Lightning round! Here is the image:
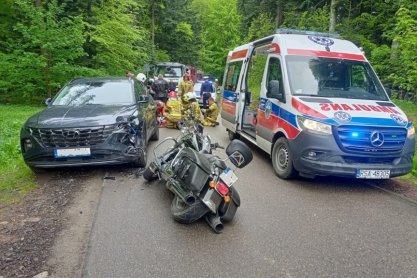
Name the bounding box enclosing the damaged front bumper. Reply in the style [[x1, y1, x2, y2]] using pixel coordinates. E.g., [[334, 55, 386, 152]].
[[20, 125, 145, 168]]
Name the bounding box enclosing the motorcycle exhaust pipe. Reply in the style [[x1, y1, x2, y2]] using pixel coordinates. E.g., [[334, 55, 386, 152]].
[[184, 194, 195, 205], [205, 215, 224, 234]]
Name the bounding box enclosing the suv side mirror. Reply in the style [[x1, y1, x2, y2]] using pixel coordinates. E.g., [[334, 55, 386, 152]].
[[226, 139, 253, 169], [45, 98, 52, 106], [138, 95, 149, 103], [267, 80, 285, 102]]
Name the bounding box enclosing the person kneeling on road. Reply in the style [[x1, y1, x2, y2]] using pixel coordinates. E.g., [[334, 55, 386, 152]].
[[202, 97, 219, 127], [183, 92, 201, 123]]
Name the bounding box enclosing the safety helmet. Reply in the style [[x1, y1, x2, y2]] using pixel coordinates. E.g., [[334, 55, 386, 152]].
[[168, 91, 177, 99], [136, 73, 146, 83], [186, 91, 196, 100]]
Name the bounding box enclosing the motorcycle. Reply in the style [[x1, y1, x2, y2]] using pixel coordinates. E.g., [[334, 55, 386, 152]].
[[143, 125, 253, 233]]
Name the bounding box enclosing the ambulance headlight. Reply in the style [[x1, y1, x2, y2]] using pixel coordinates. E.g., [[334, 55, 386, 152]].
[[297, 116, 332, 135], [407, 125, 415, 138]]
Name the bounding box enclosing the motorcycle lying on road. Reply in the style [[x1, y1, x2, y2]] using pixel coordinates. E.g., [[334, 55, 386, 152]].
[[143, 122, 253, 233]]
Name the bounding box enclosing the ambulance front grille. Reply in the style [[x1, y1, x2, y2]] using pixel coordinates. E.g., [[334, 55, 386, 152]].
[[334, 125, 407, 155]]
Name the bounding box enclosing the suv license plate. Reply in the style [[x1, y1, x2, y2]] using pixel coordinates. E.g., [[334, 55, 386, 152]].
[[54, 148, 91, 158], [356, 169, 390, 179]]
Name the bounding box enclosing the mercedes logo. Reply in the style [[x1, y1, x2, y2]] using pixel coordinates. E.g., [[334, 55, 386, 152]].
[[370, 131, 384, 147]]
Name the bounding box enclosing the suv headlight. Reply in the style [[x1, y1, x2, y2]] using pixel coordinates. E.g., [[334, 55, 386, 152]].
[[297, 116, 332, 135], [407, 125, 415, 138]]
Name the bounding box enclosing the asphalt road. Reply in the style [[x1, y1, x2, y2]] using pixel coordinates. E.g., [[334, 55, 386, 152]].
[[82, 127, 417, 278]]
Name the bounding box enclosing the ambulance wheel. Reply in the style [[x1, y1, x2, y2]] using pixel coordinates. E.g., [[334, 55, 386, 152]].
[[228, 130, 239, 141], [272, 137, 297, 179]]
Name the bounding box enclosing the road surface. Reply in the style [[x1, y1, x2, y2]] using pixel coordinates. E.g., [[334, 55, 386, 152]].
[[82, 127, 417, 277]]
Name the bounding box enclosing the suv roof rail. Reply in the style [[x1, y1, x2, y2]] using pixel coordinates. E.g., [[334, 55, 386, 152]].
[[275, 28, 340, 38]]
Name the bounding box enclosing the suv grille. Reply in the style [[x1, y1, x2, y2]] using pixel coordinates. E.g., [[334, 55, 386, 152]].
[[30, 125, 117, 147], [334, 125, 407, 155]]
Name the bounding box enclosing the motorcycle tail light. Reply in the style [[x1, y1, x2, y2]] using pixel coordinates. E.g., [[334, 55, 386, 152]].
[[215, 181, 229, 197]]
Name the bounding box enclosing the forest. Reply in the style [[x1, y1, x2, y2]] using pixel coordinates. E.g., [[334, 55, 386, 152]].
[[0, 0, 416, 104]]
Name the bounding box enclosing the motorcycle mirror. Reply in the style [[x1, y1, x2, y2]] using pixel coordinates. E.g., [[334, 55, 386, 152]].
[[226, 140, 253, 169]]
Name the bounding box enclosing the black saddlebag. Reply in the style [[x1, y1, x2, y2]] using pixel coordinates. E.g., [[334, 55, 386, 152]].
[[172, 147, 211, 193]]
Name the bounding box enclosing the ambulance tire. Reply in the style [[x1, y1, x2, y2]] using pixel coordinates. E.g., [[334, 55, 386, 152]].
[[228, 129, 240, 141], [272, 137, 297, 179]]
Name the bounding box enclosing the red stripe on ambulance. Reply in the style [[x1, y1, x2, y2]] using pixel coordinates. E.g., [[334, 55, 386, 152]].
[[292, 98, 328, 119], [287, 49, 366, 61], [258, 110, 300, 139], [230, 49, 248, 60]]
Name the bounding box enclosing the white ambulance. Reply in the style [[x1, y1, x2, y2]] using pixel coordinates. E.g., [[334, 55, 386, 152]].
[[221, 29, 415, 179]]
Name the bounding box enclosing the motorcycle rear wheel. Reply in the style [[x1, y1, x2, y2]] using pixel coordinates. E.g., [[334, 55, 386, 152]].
[[171, 196, 209, 224]]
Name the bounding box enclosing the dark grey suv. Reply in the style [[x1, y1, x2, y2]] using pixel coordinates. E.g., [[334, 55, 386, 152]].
[[20, 77, 158, 170]]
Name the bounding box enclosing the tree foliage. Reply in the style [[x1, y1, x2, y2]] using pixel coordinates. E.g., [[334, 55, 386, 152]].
[[1, 0, 417, 103]]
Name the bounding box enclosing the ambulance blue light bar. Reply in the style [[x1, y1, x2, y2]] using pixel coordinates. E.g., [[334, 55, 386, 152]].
[[275, 29, 340, 38]]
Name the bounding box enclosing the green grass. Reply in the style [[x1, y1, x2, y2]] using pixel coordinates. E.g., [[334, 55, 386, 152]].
[[393, 99, 417, 180], [0, 104, 43, 205]]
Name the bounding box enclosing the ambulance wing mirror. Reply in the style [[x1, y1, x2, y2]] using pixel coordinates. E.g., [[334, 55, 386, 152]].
[[267, 80, 285, 103]]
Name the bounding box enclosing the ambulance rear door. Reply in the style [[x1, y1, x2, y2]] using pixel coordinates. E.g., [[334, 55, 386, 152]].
[[221, 48, 250, 133]]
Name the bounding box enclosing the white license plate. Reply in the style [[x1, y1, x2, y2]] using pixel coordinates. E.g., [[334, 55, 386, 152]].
[[219, 167, 238, 186], [356, 169, 390, 179], [54, 148, 91, 158]]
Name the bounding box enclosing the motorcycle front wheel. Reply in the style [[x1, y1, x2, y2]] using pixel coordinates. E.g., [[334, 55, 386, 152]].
[[143, 166, 158, 181], [170, 196, 209, 224]]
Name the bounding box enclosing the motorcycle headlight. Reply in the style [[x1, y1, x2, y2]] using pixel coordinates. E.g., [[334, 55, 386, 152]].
[[297, 116, 332, 135], [407, 125, 415, 138]]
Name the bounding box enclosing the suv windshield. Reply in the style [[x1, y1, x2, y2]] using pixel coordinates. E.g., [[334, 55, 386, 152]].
[[286, 56, 388, 101], [157, 66, 182, 77], [52, 81, 134, 106]]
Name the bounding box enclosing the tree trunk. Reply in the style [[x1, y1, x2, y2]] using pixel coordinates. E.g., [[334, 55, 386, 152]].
[[151, 1, 155, 62], [275, 0, 283, 29], [329, 0, 338, 32]]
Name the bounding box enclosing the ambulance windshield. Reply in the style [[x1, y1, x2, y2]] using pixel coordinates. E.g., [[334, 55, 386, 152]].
[[286, 56, 388, 101]]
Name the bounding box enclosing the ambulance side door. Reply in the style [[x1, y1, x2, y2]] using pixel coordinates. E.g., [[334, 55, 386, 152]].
[[256, 55, 286, 150], [221, 60, 245, 132]]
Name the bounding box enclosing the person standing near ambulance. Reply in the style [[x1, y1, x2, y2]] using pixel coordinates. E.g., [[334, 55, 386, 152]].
[[201, 77, 214, 108], [177, 73, 193, 99]]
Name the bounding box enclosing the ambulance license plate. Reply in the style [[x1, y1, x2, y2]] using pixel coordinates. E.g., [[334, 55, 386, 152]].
[[54, 148, 91, 158], [356, 169, 390, 179]]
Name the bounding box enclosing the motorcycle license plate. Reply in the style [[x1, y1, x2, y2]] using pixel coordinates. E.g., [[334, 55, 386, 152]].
[[356, 169, 390, 179], [219, 167, 238, 187]]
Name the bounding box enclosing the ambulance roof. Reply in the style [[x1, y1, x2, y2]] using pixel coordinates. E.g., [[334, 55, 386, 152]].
[[229, 30, 366, 62]]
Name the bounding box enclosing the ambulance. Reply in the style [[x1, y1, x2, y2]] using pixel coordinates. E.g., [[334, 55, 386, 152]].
[[221, 29, 415, 179]]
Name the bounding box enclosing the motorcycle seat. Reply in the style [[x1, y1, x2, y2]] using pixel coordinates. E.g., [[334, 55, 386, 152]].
[[203, 154, 227, 170]]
